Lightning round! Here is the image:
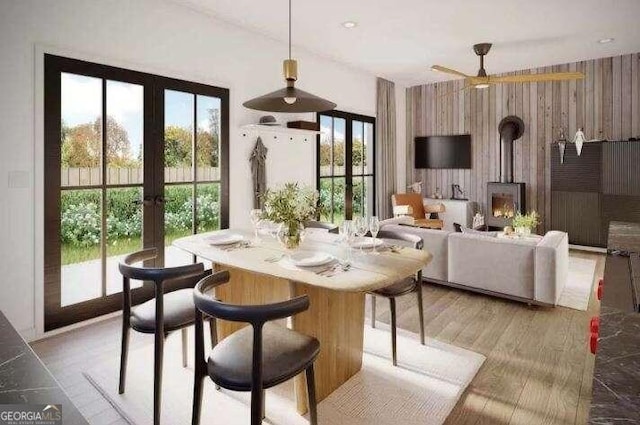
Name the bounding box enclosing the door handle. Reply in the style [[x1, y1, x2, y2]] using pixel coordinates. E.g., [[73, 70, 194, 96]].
[[133, 196, 154, 207], [154, 195, 168, 206]]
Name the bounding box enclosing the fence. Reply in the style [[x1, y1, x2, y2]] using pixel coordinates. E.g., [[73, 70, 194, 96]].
[[61, 167, 221, 186]]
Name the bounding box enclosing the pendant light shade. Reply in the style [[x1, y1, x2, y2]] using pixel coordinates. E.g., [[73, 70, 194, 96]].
[[243, 77, 337, 112], [243, 0, 336, 113]]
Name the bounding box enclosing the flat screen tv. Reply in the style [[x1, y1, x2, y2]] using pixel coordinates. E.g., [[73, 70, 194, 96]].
[[415, 135, 472, 169]]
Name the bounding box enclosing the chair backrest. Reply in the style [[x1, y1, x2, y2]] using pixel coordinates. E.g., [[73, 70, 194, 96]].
[[424, 203, 446, 214], [193, 272, 310, 327], [304, 220, 339, 234], [119, 248, 206, 284], [391, 193, 425, 219]]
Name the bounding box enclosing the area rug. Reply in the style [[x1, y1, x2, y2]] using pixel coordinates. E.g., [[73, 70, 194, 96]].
[[557, 257, 597, 311], [84, 325, 485, 425]]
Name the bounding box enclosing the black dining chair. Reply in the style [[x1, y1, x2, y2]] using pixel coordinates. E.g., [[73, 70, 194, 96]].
[[118, 248, 216, 425], [304, 220, 339, 234], [368, 230, 425, 366], [192, 271, 320, 425]]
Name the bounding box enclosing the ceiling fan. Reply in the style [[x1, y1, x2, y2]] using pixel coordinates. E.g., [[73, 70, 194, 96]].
[[431, 43, 585, 92]]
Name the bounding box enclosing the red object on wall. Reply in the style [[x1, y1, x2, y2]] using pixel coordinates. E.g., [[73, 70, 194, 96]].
[[590, 332, 599, 354], [590, 316, 600, 333]]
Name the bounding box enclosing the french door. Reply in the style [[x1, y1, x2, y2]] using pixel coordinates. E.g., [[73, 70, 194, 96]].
[[44, 55, 229, 331], [316, 110, 376, 223]]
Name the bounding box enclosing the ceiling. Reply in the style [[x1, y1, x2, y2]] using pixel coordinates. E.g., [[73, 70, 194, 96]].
[[174, 0, 640, 87]]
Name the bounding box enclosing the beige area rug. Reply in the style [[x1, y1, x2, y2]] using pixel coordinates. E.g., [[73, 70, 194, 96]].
[[85, 325, 485, 425], [557, 257, 597, 311]]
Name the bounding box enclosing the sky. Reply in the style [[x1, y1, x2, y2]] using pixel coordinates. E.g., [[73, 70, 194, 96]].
[[61, 73, 221, 161]]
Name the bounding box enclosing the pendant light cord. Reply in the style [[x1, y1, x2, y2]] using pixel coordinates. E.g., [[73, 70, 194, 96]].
[[288, 0, 292, 59]]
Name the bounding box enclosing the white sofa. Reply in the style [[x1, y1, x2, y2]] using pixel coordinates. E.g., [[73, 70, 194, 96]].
[[381, 223, 569, 306]]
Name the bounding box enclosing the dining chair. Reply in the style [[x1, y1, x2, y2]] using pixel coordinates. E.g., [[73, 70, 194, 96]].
[[192, 271, 320, 425], [368, 230, 425, 366], [118, 248, 215, 425], [304, 220, 339, 233]]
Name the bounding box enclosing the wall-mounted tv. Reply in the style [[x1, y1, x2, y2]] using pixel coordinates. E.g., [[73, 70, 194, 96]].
[[415, 135, 472, 169]]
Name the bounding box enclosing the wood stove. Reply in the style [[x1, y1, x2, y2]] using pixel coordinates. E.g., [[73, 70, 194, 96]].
[[486, 116, 526, 229], [486, 182, 526, 228]]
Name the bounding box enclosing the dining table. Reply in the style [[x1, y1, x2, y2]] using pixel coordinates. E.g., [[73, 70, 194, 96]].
[[173, 228, 432, 415]]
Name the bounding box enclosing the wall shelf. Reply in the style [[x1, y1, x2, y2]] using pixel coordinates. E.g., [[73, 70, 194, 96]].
[[239, 124, 324, 142]]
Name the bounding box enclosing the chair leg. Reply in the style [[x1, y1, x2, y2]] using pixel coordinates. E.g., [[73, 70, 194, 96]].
[[251, 386, 263, 425], [181, 328, 188, 368], [191, 372, 204, 425], [416, 287, 425, 345], [261, 390, 266, 420], [208, 319, 220, 391], [370, 294, 376, 328], [390, 298, 398, 366], [306, 365, 318, 425], [118, 321, 130, 394], [153, 331, 164, 425]]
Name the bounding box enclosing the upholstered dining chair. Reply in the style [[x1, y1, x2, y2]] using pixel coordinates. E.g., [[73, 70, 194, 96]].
[[368, 230, 425, 366], [118, 248, 214, 425], [192, 271, 320, 425], [304, 220, 339, 233]]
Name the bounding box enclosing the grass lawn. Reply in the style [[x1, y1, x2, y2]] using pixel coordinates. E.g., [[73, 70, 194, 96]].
[[61, 230, 203, 265]]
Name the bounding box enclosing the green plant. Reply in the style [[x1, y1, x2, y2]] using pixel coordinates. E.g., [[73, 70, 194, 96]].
[[512, 211, 540, 229], [261, 183, 319, 233]]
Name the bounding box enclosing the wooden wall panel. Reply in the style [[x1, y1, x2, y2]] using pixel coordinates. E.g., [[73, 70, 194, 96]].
[[406, 52, 640, 233]]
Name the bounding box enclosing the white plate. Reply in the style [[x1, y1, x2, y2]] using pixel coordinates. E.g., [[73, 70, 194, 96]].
[[289, 251, 334, 267], [205, 234, 244, 246], [351, 238, 384, 249]]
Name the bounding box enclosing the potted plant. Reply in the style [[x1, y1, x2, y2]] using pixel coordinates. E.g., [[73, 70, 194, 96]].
[[261, 183, 319, 250], [511, 211, 540, 236]]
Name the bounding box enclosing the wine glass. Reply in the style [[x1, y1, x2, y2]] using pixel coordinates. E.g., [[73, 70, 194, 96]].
[[339, 220, 354, 266], [249, 209, 262, 243], [354, 216, 368, 254], [369, 216, 380, 255]]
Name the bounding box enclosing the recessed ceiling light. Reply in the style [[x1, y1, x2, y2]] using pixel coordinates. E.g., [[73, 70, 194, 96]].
[[598, 38, 615, 44], [342, 21, 357, 29]]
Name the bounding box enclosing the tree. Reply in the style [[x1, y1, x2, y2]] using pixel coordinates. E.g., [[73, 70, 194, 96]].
[[61, 116, 134, 167]]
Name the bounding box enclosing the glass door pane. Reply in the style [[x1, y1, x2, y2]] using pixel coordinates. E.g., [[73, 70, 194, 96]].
[[59, 74, 147, 306], [163, 91, 223, 267]]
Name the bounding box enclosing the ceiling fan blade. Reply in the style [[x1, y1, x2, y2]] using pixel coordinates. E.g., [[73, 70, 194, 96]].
[[490, 72, 585, 83], [431, 65, 470, 78]]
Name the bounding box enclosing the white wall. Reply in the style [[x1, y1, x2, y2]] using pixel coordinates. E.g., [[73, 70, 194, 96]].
[[0, 0, 377, 337]]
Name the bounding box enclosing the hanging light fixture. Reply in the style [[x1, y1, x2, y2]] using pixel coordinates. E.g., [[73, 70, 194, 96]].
[[243, 0, 336, 113]]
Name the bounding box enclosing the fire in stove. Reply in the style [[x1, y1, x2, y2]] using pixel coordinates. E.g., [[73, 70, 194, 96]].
[[492, 195, 516, 218]]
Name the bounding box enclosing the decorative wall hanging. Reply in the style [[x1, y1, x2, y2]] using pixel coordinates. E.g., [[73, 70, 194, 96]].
[[250, 137, 268, 209]]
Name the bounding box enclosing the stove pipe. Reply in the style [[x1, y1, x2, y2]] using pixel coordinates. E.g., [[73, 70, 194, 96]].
[[498, 116, 525, 183]]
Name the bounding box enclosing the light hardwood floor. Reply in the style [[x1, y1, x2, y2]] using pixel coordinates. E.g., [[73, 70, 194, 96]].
[[31, 250, 603, 425]]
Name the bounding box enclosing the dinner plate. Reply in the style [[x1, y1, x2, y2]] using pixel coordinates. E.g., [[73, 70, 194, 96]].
[[289, 251, 334, 267], [351, 238, 384, 249], [205, 234, 244, 246]]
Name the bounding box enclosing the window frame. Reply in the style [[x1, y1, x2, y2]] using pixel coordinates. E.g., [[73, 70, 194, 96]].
[[316, 110, 376, 222]]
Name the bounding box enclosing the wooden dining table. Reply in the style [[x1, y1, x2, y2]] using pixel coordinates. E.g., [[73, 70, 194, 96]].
[[173, 229, 432, 415]]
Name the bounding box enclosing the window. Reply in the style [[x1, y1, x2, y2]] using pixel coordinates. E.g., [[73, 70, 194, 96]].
[[317, 110, 375, 223]]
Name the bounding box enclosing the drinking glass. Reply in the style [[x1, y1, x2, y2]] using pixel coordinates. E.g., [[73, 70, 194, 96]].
[[249, 209, 262, 243], [354, 216, 368, 254], [369, 216, 380, 255], [339, 220, 354, 265]]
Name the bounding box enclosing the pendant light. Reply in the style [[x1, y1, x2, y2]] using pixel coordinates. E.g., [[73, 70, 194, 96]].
[[243, 0, 336, 113]]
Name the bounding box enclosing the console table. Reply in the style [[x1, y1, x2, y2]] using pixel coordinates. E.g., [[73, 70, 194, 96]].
[[423, 198, 477, 231]]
